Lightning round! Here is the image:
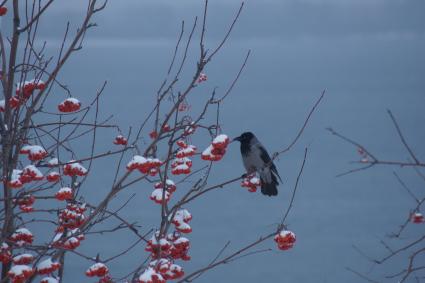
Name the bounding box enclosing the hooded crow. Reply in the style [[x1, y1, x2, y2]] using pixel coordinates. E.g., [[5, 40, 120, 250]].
[[233, 132, 282, 196]]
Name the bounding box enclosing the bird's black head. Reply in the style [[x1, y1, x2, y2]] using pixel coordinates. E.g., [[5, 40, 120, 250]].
[[233, 132, 255, 143]]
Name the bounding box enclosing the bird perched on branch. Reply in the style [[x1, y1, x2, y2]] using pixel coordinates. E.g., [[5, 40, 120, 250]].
[[233, 132, 282, 196]]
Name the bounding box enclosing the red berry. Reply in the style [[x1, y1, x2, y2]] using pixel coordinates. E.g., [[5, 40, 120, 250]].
[[162, 124, 171, 132], [411, 212, 424, 224], [149, 131, 158, 139], [0, 7, 7, 16]]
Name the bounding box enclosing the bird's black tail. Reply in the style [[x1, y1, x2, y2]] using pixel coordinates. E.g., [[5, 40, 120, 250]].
[[260, 172, 279, 196]]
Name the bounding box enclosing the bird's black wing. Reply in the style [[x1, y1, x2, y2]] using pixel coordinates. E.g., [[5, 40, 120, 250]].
[[259, 145, 283, 183]]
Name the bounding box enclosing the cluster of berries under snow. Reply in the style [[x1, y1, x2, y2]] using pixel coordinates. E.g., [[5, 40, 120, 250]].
[[274, 230, 296, 251], [53, 228, 85, 250], [20, 144, 48, 161], [85, 262, 109, 278], [201, 134, 230, 161], [142, 231, 190, 282], [58, 97, 81, 113], [58, 202, 87, 230], [14, 194, 35, 213], [171, 157, 193, 175], [8, 164, 44, 189], [10, 228, 34, 246], [127, 155, 162, 176], [12, 253, 34, 265], [113, 134, 128, 145], [55, 187, 73, 201], [63, 160, 88, 176], [0, 79, 45, 112], [171, 209, 193, 234], [241, 173, 261, 193], [37, 258, 61, 275], [150, 179, 177, 204], [411, 212, 424, 224], [197, 73, 207, 83], [7, 264, 34, 283]]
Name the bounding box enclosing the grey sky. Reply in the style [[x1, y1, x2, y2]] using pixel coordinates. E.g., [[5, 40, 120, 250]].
[[31, 0, 425, 42]]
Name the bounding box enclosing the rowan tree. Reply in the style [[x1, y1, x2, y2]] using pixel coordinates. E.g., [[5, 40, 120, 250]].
[[0, 1, 324, 282], [329, 110, 425, 282]]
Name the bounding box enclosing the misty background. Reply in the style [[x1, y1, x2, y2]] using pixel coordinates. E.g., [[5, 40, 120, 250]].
[[2, 0, 425, 282]]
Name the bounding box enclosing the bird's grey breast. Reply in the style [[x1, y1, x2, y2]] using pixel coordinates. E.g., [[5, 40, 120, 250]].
[[242, 142, 266, 174]]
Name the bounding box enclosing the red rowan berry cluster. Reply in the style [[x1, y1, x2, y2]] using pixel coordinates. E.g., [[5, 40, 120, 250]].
[[58, 202, 87, 230], [55, 187, 73, 201], [274, 230, 296, 251], [10, 228, 34, 246], [201, 134, 229, 161], [12, 254, 34, 265], [63, 161, 88, 176], [0, 79, 45, 112], [113, 135, 128, 145], [127, 155, 162, 176], [14, 194, 35, 212], [0, 243, 12, 264], [150, 180, 176, 204], [37, 258, 61, 275], [411, 212, 424, 224], [7, 265, 34, 283], [58, 97, 81, 113], [241, 174, 261, 193], [85, 262, 109, 277], [20, 145, 48, 161]]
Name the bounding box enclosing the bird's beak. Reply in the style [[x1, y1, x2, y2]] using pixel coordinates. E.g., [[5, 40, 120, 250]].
[[232, 136, 241, 143]]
